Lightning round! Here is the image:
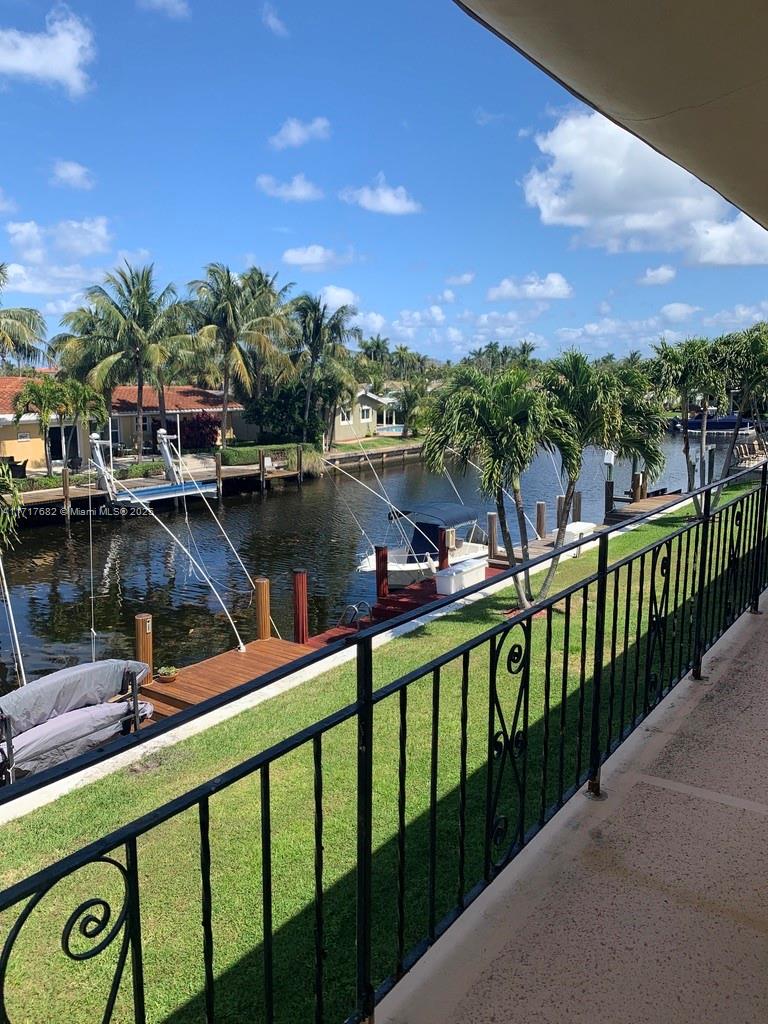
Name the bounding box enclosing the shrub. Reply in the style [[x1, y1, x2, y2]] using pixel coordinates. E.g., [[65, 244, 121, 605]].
[[180, 412, 220, 451], [220, 443, 320, 469]]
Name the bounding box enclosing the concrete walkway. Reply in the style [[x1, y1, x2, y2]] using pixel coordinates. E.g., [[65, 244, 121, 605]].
[[379, 595, 768, 1024]]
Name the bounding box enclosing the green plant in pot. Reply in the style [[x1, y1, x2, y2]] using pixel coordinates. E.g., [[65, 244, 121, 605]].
[[157, 665, 178, 684]]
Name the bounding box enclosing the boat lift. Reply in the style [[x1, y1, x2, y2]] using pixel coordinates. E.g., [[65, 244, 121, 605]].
[[89, 430, 218, 505]]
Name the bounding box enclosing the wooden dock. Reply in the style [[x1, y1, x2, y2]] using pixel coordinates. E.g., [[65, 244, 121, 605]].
[[140, 636, 316, 721], [604, 491, 682, 524]]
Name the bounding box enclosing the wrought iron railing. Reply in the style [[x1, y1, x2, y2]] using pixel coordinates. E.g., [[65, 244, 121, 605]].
[[1, 463, 766, 1023]]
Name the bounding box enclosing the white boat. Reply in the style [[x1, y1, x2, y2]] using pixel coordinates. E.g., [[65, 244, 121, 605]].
[[357, 501, 489, 588]]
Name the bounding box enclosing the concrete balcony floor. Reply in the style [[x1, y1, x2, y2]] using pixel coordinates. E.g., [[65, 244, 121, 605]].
[[380, 596, 768, 1024]]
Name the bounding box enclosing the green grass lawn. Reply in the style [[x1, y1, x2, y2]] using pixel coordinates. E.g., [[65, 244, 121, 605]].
[[0, 483, 762, 1024]]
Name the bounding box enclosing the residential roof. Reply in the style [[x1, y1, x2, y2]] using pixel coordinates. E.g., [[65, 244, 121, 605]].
[[110, 386, 244, 415]]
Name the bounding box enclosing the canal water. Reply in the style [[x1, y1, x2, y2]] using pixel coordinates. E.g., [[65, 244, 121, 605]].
[[0, 436, 729, 690]]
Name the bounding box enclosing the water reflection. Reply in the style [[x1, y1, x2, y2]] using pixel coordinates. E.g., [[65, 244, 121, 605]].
[[0, 437, 726, 689]]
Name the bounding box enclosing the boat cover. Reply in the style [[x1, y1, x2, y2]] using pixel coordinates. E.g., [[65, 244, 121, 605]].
[[3, 700, 154, 777], [0, 659, 149, 738], [390, 502, 478, 529]]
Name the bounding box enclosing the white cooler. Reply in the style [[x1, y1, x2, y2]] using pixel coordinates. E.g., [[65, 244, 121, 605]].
[[435, 556, 488, 596]]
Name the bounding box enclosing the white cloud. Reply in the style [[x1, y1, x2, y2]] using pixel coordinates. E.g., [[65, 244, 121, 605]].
[[50, 159, 94, 190], [0, 188, 16, 213], [320, 285, 358, 311], [261, 3, 288, 36], [256, 173, 323, 202], [446, 326, 463, 344], [4, 261, 95, 296], [554, 314, 682, 351], [440, 288, 455, 303], [703, 301, 768, 329], [117, 247, 151, 265], [355, 311, 386, 334], [51, 216, 111, 256], [661, 302, 700, 323], [137, 0, 190, 17], [639, 264, 676, 286], [42, 293, 83, 315], [0, 7, 95, 97], [393, 305, 448, 337], [524, 110, 768, 265], [487, 271, 572, 301], [475, 107, 503, 126], [446, 271, 475, 286], [7, 221, 46, 263], [269, 116, 330, 150], [340, 173, 421, 215], [282, 244, 336, 271], [598, 300, 612, 315]]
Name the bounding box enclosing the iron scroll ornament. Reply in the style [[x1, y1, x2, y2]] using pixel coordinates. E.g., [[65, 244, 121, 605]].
[[0, 856, 132, 1024], [645, 540, 672, 705], [487, 617, 531, 873]]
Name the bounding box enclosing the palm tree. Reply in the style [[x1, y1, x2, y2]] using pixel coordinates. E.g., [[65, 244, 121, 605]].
[[0, 263, 45, 366], [397, 375, 427, 439], [716, 326, 768, 478], [190, 264, 292, 448], [360, 334, 390, 366], [292, 295, 361, 442], [13, 375, 65, 475], [58, 377, 108, 462], [315, 356, 358, 446], [537, 350, 665, 598], [424, 366, 572, 608], [392, 344, 414, 381]]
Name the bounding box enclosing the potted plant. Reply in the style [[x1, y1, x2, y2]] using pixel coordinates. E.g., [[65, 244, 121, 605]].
[[156, 665, 179, 684]]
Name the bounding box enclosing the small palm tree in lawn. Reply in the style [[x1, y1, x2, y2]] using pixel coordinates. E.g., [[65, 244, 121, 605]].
[[190, 264, 292, 447], [315, 356, 358, 447], [424, 366, 570, 608], [292, 295, 361, 442], [59, 378, 108, 463], [537, 350, 665, 599], [397, 375, 428, 439], [13, 375, 66, 476], [0, 263, 45, 366]]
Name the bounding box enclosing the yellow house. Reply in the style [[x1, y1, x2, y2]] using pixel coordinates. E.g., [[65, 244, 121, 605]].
[[0, 377, 91, 470]]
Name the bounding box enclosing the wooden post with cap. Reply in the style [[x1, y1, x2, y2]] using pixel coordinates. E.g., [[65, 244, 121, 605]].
[[135, 613, 153, 675], [437, 528, 449, 571], [255, 577, 271, 640], [375, 546, 389, 601], [293, 568, 309, 644]]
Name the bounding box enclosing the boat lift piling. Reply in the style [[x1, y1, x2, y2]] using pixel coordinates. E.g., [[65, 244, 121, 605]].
[[255, 578, 271, 640], [375, 546, 389, 601], [135, 613, 153, 675], [292, 569, 309, 644]]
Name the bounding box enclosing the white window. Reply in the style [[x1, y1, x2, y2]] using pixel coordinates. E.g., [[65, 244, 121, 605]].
[[360, 405, 372, 422], [340, 408, 351, 424]]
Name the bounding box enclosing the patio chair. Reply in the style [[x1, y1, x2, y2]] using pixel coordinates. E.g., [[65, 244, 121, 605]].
[[8, 460, 27, 479]]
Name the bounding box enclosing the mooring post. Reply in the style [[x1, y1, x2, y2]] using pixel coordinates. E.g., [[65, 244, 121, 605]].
[[573, 491, 582, 522], [604, 479, 615, 520], [631, 472, 642, 502], [640, 474, 648, 499], [255, 577, 271, 640], [259, 449, 266, 493], [707, 446, 716, 486], [215, 451, 222, 496], [535, 501, 546, 540], [375, 546, 389, 601], [487, 511, 498, 560], [437, 528, 449, 571], [62, 466, 71, 518], [292, 568, 309, 644], [296, 444, 304, 486], [556, 494, 566, 528], [135, 613, 153, 675]]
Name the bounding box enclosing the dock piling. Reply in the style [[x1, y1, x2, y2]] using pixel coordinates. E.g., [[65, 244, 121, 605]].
[[487, 512, 498, 560], [631, 473, 642, 502], [292, 569, 309, 644], [259, 450, 266, 493], [556, 494, 566, 528], [255, 577, 271, 640], [135, 613, 153, 675], [535, 501, 546, 539], [573, 491, 582, 522], [437, 528, 449, 571], [296, 445, 304, 486], [215, 451, 222, 495], [375, 546, 389, 601]]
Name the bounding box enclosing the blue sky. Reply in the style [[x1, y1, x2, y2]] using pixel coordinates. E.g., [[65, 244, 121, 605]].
[[2, 0, 768, 360]]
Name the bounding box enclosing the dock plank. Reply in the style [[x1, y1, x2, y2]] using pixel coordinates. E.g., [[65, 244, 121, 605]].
[[140, 636, 316, 721]]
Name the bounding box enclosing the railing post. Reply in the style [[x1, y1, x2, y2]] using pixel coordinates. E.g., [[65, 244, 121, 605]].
[[692, 485, 712, 679], [293, 568, 309, 644], [375, 545, 389, 601], [587, 532, 609, 797], [134, 613, 153, 675], [255, 577, 271, 640], [356, 636, 374, 1021], [750, 462, 768, 613]]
